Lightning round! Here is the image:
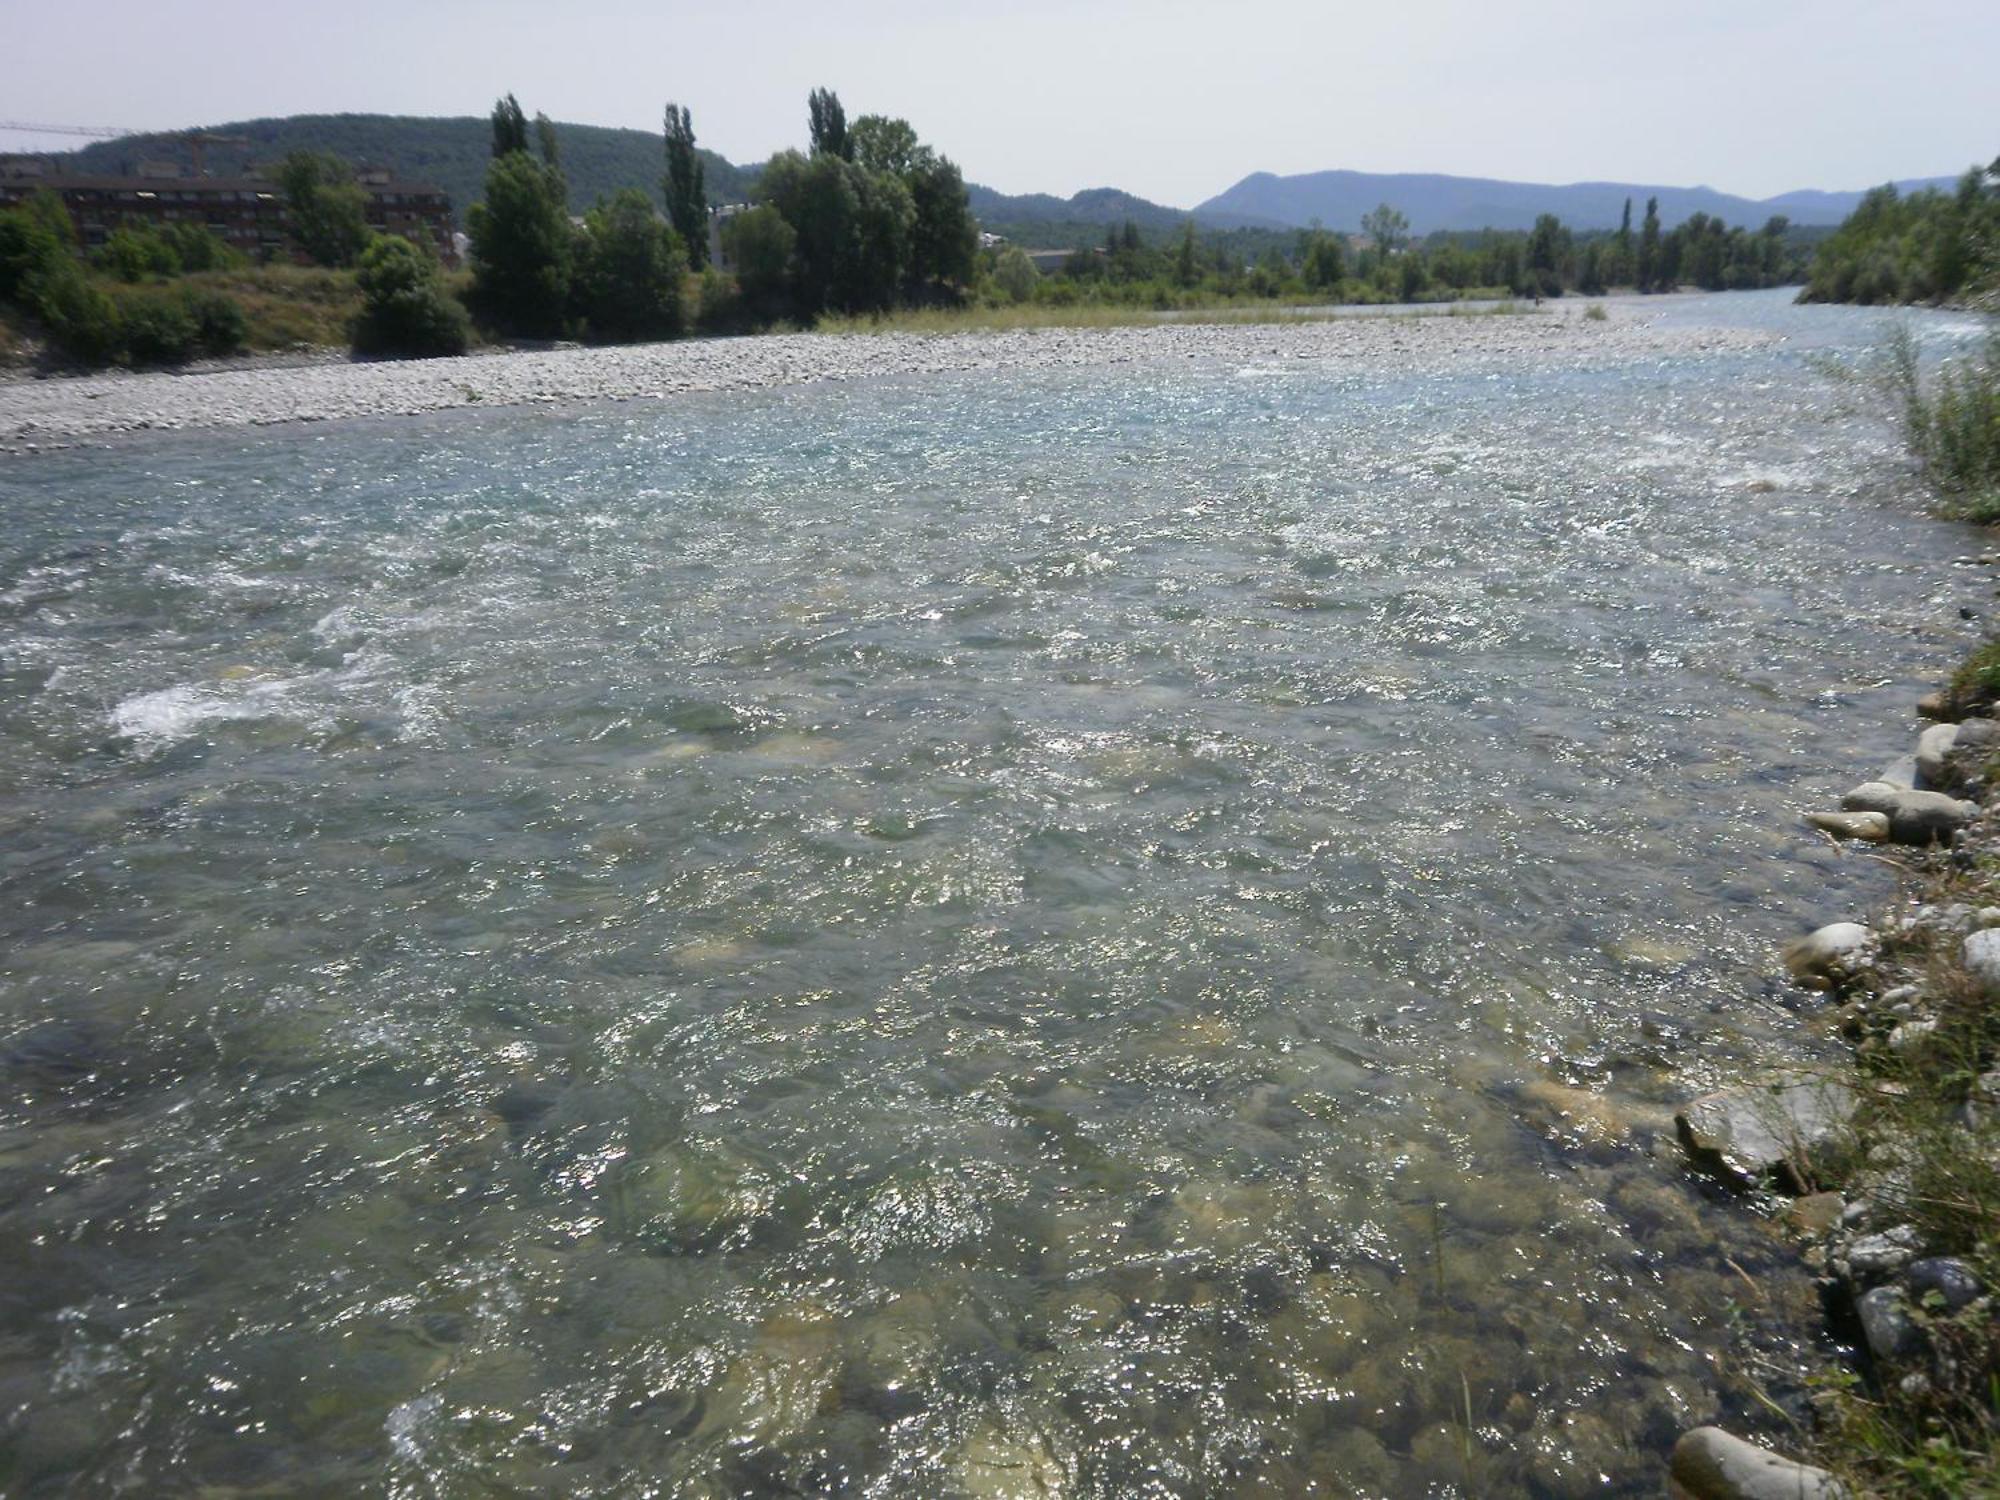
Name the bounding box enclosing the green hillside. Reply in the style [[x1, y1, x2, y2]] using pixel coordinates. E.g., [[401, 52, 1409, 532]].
[[61, 113, 759, 219]]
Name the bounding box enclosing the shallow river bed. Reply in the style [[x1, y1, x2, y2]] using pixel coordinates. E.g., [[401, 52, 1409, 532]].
[[0, 290, 1988, 1496]]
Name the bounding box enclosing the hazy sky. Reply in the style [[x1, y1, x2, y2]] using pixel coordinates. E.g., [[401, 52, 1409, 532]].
[[2, 1, 1993, 203]]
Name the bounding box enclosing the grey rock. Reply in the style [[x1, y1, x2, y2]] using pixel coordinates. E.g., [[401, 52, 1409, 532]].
[[1858, 1284, 1925, 1363], [1884, 789, 1981, 845], [1876, 754, 1919, 790], [1781, 922, 1876, 989], [1676, 1077, 1856, 1188], [1842, 1224, 1924, 1280], [1668, 1427, 1846, 1500], [1964, 930, 2000, 997], [1960, 1069, 2000, 1129], [1906, 1257, 1982, 1311], [1915, 722, 1960, 788], [1839, 780, 1904, 814], [1887, 1018, 1939, 1051]]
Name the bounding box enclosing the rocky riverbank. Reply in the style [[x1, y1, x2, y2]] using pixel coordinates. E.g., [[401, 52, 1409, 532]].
[[0, 305, 1771, 456], [1669, 664, 2000, 1496]]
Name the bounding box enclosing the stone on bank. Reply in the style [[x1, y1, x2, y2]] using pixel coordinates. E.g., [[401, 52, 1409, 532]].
[[1668, 1427, 1845, 1500]]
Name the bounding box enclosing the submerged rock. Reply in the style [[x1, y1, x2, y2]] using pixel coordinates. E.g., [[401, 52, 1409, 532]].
[[1781, 923, 1876, 990], [1676, 1078, 1855, 1188], [1668, 1427, 1846, 1500]]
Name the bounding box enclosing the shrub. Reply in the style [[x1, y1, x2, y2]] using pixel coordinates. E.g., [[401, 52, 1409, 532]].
[[117, 288, 200, 365], [99, 225, 180, 282], [185, 289, 248, 357], [0, 193, 72, 305], [351, 234, 470, 358], [161, 222, 245, 274], [992, 246, 1038, 305], [25, 263, 122, 364], [1889, 322, 2000, 521]]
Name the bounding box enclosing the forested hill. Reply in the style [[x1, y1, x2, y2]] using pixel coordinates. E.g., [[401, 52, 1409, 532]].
[[1196, 168, 1963, 233], [53, 114, 1225, 244], [60, 114, 759, 216]]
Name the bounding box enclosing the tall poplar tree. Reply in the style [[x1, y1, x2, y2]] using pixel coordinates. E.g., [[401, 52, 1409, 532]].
[[1637, 197, 1662, 292], [491, 94, 530, 159], [664, 103, 708, 270], [808, 88, 850, 160]]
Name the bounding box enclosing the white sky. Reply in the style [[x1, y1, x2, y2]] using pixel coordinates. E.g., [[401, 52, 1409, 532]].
[[1, 0, 1992, 204]]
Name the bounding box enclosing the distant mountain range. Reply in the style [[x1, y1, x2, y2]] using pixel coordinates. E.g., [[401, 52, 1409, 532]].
[[30, 112, 1963, 243], [1193, 168, 1963, 234]]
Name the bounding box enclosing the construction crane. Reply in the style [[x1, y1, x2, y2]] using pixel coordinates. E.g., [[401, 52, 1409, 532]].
[[182, 131, 249, 176], [0, 122, 251, 176], [0, 120, 137, 140]]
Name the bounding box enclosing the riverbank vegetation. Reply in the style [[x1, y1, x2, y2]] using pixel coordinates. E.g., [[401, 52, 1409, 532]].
[[1796, 790, 2000, 1498], [1887, 324, 2000, 521], [2, 88, 1836, 372], [1800, 160, 1998, 306]]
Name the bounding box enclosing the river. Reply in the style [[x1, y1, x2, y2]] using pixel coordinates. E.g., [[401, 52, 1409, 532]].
[[0, 290, 1986, 1496]]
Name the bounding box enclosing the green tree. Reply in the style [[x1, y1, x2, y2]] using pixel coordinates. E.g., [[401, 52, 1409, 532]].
[[278, 150, 370, 268], [759, 147, 910, 314], [1361, 203, 1409, 256], [721, 205, 796, 319], [0, 191, 75, 304], [574, 188, 687, 341], [1300, 228, 1346, 291], [534, 112, 561, 171], [992, 245, 1038, 303], [1637, 197, 1662, 292], [664, 102, 709, 270], [1174, 221, 1199, 287], [905, 152, 976, 293], [352, 234, 470, 356], [850, 115, 921, 176], [491, 94, 530, 159], [466, 149, 574, 337], [808, 88, 850, 160], [1525, 213, 1570, 297]]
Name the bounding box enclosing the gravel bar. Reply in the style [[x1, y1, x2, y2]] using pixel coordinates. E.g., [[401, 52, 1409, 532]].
[[0, 307, 1772, 456]]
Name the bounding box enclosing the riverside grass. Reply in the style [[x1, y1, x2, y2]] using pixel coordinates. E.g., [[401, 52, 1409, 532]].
[[1804, 843, 2000, 1498], [1889, 321, 2000, 524], [1799, 319, 2000, 1498]]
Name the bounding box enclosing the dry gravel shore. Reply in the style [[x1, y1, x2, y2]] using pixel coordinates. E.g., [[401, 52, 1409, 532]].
[[0, 306, 1771, 456]]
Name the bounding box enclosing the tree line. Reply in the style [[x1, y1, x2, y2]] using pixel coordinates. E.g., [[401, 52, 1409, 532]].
[[1798, 159, 1998, 305], [994, 198, 1812, 311]]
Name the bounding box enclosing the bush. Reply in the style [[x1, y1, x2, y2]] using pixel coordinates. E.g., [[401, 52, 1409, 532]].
[[25, 263, 123, 365], [0, 193, 72, 304], [992, 246, 1038, 305], [162, 222, 245, 274], [185, 289, 248, 357], [118, 289, 201, 364], [99, 225, 180, 282], [351, 234, 470, 358], [1889, 323, 2000, 520]]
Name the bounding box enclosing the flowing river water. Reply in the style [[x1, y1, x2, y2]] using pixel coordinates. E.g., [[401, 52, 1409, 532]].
[[0, 291, 1989, 1496]]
